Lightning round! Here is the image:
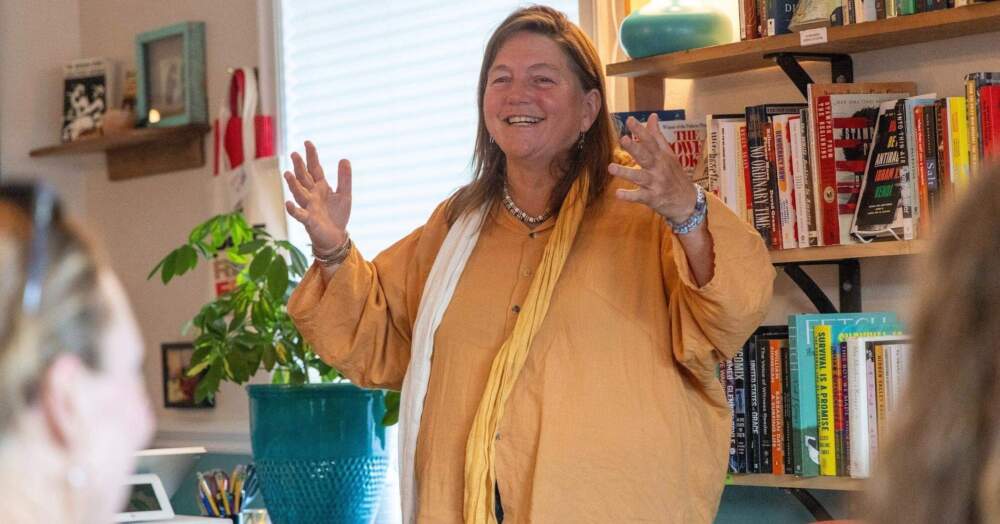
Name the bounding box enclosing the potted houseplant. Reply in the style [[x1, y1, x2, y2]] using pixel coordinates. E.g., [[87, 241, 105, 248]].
[[149, 212, 399, 524]]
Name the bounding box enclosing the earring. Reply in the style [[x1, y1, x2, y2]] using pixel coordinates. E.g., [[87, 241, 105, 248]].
[[489, 135, 495, 145], [576, 132, 585, 151]]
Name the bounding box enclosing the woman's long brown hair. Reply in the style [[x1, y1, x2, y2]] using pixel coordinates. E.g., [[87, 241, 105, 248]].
[[865, 162, 1000, 523], [444, 5, 619, 226]]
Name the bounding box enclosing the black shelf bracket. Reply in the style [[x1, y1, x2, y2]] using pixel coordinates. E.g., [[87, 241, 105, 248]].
[[763, 52, 854, 99], [776, 259, 863, 314], [783, 488, 835, 521]]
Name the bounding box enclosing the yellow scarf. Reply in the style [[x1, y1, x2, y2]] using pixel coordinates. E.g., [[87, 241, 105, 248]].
[[463, 173, 591, 523]]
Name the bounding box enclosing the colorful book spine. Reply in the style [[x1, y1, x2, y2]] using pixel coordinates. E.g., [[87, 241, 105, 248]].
[[781, 345, 794, 474], [740, 124, 755, 225], [982, 85, 1000, 160], [770, 339, 786, 474], [966, 77, 982, 178], [874, 341, 889, 448], [832, 339, 846, 476], [758, 334, 773, 473], [847, 338, 870, 478], [913, 105, 931, 236], [746, 106, 774, 248], [732, 348, 749, 473], [813, 95, 840, 245], [865, 342, 879, 474], [947, 97, 970, 192], [747, 334, 762, 473], [814, 324, 837, 476], [764, 119, 782, 250], [722, 359, 737, 473]]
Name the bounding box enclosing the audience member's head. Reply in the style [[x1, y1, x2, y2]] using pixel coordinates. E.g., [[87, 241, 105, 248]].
[[0, 182, 153, 523], [866, 163, 1000, 524]]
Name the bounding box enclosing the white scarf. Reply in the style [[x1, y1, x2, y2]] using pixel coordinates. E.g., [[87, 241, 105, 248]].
[[398, 206, 486, 523]]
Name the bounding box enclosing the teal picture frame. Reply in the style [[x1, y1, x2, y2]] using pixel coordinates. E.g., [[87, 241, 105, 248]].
[[135, 21, 206, 127]]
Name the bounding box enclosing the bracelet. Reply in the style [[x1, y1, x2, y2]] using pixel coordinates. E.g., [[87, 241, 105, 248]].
[[668, 184, 707, 235], [312, 234, 352, 266]]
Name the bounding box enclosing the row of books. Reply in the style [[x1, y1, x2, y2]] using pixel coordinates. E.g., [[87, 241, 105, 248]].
[[720, 313, 910, 478], [739, 0, 994, 40], [700, 75, 1000, 250]]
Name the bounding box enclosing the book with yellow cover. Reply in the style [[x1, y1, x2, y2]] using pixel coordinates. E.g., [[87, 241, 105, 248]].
[[947, 97, 970, 192], [813, 324, 836, 476]]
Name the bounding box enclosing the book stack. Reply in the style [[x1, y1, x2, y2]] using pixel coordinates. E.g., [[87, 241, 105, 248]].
[[720, 314, 910, 478], [692, 75, 1000, 250]]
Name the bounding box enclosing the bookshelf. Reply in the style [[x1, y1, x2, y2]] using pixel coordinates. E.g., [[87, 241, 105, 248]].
[[604, 7, 990, 517], [727, 474, 866, 492], [770, 240, 927, 264], [30, 124, 210, 181]]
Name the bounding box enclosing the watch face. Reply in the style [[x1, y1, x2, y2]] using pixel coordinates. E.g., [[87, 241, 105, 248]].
[[125, 483, 162, 512]]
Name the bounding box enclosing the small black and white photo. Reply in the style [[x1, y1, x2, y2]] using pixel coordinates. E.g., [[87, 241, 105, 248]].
[[61, 57, 116, 142]]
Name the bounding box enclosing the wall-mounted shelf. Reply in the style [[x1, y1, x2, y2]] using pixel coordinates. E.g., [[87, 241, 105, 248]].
[[770, 239, 927, 265], [728, 474, 866, 492], [30, 124, 211, 181], [607, 2, 1000, 110], [607, 1, 1000, 81]]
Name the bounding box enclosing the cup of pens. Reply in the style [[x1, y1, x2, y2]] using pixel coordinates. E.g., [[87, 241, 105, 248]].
[[196, 464, 260, 521]]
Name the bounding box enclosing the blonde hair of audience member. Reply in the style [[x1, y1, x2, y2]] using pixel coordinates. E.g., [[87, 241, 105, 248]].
[[0, 189, 153, 524], [865, 163, 1000, 524]]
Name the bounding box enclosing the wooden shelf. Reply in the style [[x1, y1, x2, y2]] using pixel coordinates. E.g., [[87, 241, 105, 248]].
[[30, 124, 211, 180], [607, 2, 1000, 80], [769, 239, 927, 264], [727, 474, 866, 491]]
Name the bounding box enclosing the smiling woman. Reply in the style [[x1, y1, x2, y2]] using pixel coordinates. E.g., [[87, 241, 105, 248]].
[[283, 5, 775, 524]]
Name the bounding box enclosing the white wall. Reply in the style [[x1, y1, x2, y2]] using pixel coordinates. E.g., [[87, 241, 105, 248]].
[[0, 0, 89, 215], [72, 0, 267, 453]]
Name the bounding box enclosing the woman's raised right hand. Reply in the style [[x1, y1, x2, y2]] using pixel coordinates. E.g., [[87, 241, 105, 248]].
[[283, 141, 352, 254]]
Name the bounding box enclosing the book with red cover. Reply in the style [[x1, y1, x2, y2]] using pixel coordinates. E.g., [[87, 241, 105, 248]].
[[807, 83, 916, 246], [981, 84, 1000, 161]]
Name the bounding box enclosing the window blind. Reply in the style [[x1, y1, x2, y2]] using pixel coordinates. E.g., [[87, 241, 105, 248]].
[[277, 0, 580, 258]]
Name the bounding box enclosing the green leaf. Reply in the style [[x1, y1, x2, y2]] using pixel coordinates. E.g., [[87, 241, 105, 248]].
[[249, 247, 274, 281], [225, 249, 251, 266], [261, 344, 277, 371], [238, 239, 266, 255], [382, 391, 401, 426], [195, 362, 223, 404], [160, 249, 179, 284], [147, 256, 166, 280], [267, 256, 289, 299], [185, 359, 211, 377], [271, 367, 290, 384], [174, 245, 199, 277], [278, 241, 309, 276], [188, 217, 214, 245]]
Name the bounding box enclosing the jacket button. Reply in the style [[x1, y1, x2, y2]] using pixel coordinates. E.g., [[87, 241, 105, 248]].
[[512, 305, 521, 313]]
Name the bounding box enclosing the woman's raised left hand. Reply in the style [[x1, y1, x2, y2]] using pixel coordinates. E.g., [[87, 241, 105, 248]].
[[608, 113, 698, 224]]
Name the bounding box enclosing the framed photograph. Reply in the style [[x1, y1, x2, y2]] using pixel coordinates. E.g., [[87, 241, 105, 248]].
[[135, 22, 206, 127], [62, 57, 118, 142], [161, 342, 214, 409]]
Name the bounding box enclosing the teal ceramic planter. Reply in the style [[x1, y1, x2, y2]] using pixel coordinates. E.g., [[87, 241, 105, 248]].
[[248, 383, 388, 524], [619, 1, 733, 58]]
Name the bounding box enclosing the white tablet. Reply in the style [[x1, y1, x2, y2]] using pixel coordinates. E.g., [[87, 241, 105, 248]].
[[115, 474, 175, 522]]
